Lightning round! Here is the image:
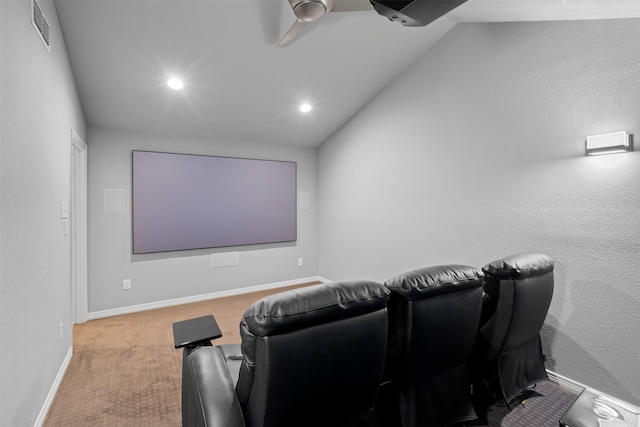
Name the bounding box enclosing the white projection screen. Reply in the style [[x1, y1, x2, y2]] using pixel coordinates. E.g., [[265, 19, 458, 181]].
[[132, 150, 297, 254]]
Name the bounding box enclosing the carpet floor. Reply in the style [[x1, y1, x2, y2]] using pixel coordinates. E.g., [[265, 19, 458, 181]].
[[44, 280, 578, 426], [469, 380, 579, 427], [44, 282, 317, 426]]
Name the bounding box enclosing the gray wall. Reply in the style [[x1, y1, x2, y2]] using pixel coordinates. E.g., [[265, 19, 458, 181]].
[[2, 5, 639, 424], [0, 0, 86, 425], [318, 19, 640, 404], [87, 126, 318, 313]]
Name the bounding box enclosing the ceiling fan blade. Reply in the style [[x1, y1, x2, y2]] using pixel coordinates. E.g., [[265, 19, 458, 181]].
[[332, 0, 373, 12], [277, 19, 310, 48], [257, 0, 283, 45]]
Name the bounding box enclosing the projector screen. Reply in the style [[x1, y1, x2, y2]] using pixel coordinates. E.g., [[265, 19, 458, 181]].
[[132, 150, 297, 254]]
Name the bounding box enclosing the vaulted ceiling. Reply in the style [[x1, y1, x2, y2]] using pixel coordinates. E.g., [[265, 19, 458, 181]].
[[54, 0, 640, 148]]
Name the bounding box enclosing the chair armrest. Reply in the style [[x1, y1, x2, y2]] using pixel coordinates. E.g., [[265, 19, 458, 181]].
[[183, 346, 245, 427], [218, 344, 243, 386]]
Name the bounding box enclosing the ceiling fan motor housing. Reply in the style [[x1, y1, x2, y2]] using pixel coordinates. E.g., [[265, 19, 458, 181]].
[[293, 0, 330, 22], [370, 0, 468, 27]]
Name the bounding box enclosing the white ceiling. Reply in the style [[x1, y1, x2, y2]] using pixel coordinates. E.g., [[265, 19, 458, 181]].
[[54, 0, 640, 148]]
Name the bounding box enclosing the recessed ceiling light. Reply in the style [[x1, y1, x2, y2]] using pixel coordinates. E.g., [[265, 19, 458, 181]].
[[167, 78, 184, 90], [300, 103, 312, 113]]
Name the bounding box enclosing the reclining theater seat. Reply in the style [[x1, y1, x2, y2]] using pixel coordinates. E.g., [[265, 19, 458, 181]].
[[384, 265, 484, 427], [183, 280, 390, 427], [476, 253, 555, 405]]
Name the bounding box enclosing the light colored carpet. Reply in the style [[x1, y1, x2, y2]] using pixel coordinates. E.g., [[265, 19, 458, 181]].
[[44, 282, 317, 426], [44, 279, 578, 426]]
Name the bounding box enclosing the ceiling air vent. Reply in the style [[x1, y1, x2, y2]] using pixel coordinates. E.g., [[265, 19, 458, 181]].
[[32, 0, 51, 51]]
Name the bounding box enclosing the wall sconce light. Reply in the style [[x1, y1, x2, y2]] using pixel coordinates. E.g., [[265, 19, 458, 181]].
[[585, 131, 633, 156]]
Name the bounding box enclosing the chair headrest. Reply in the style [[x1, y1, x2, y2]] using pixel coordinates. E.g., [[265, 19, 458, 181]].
[[242, 281, 389, 337], [385, 265, 484, 300], [482, 253, 554, 279]]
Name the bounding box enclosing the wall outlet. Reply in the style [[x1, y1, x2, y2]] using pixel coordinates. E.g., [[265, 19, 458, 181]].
[[59, 323, 63, 342], [298, 258, 304, 267], [123, 279, 131, 290]]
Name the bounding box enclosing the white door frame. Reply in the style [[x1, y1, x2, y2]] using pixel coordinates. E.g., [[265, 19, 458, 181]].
[[71, 130, 88, 323]]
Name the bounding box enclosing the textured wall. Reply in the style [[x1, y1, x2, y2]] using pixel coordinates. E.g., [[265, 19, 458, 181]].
[[318, 19, 640, 404], [87, 126, 318, 313], [0, 0, 86, 425]]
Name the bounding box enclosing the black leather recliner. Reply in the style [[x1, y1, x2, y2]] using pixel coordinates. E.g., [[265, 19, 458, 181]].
[[182, 280, 390, 427], [383, 265, 485, 427], [472, 253, 554, 406]]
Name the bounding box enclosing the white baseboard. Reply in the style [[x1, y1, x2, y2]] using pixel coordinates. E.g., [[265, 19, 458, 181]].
[[87, 276, 331, 321], [546, 369, 585, 394], [547, 369, 640, 414], [34, 347, 73, 427], [36, 313, 638, 426]]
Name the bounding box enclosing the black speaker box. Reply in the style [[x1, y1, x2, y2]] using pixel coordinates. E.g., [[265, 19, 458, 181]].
[[370, 0, 468, 27]]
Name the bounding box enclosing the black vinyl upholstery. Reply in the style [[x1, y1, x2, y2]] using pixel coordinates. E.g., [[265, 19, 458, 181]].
[[183, 345, 245, 427], [384, 265, 484, 427], [236, 280, 390, 427], [475, 253, 555, 405], [184, 280, 390, 427], [180, 256, 555, 426]]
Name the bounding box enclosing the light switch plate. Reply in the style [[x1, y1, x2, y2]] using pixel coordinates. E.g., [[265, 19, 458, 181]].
[[60, 202, 68, 219]]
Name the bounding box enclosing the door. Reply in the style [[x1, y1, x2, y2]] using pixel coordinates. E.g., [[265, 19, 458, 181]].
[[71, 130, 88, 323]]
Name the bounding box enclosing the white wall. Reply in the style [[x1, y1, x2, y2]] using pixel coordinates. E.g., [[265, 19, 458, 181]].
[[319, 19, 640, 404], [0, 0, 86, 425], [87, 126, 318, 313]]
